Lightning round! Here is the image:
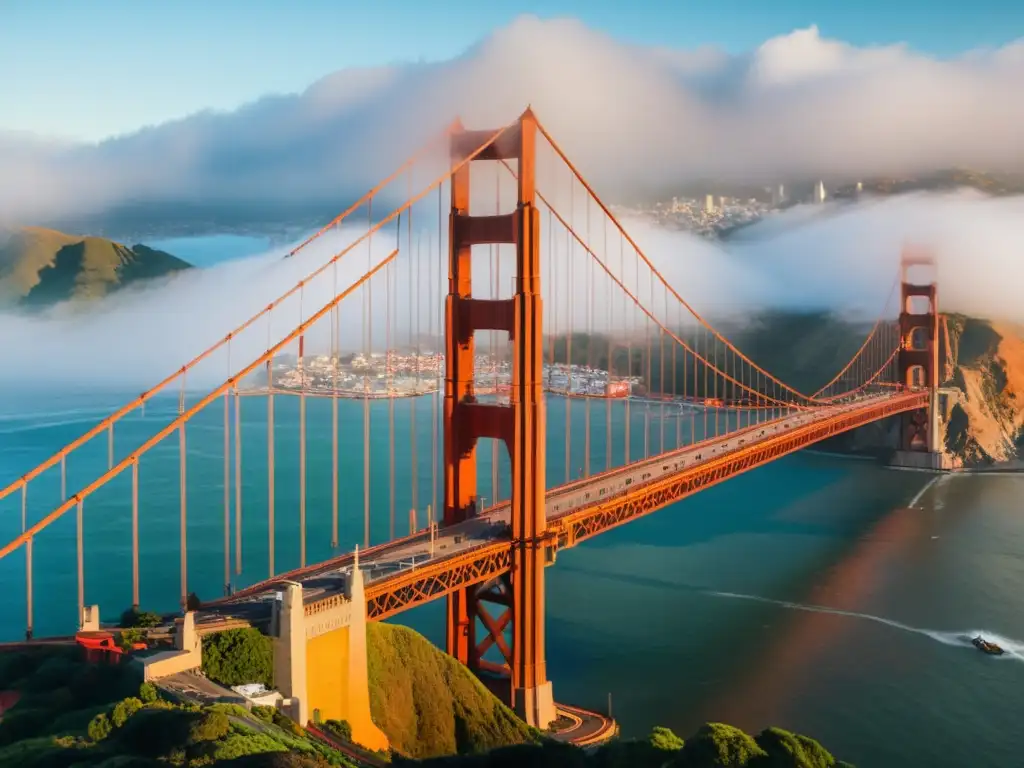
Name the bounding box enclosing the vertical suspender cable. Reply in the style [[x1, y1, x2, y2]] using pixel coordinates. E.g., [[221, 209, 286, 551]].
[[76, 499, 84, 628], [179, 376, 188, 608], [223, 342, 231, 594], [234, 386, 243, 574], [331, 251, 340, 549], [267, 312, 276, 579], [298, 287, 307, 569], [364, 199, 372, 549], [132, 460, 139, 607]]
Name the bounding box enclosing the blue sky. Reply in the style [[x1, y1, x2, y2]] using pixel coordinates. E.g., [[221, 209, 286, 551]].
[[1, 0, 1021, 141]]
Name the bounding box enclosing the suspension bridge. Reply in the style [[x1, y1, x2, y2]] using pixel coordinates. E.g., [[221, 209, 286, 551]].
[[0, 109, 947, 739]]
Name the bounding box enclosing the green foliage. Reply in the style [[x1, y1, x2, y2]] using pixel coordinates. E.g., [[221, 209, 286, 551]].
[[190, 711, 231, 743], [88, 712, 113, 742], [210, 703, 254, 719], [675, 723, 766, 767], [252, 706, 276, 723], [650, 726, 685, 752], [202, 629, 274, 689], [590, 726, 684, 768], [322, 719, 352, 743], [272, 710, 307, 739], [366, 622, 536, 758], [138, 682, 158, 704], [120, 607, 163, 628], [750, 727, 844, 768], [111, 697, 143, 728], [118, 628, 147, 651]]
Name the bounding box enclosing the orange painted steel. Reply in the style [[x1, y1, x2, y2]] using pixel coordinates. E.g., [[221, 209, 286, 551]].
[[0, 124, 509, 508], [499, 153, 900, 409], [351, 392, 926, 621], [810, 274, 900, 397], [442, 109, 553, 722], [366, 542, 513, 621], [0, 250, 398, 563], [553, 392, 927, 545], [533, 120, 892, 407]]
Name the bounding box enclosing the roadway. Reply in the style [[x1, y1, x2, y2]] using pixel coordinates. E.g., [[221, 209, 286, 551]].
[[203, 390, 922, 627]]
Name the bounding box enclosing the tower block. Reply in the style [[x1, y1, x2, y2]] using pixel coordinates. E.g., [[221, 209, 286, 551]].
[[442, 109, 555, 728], [896, 248, 943, 457]]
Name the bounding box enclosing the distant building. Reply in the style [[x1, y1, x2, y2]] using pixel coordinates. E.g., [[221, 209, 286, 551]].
[[704, 194, 715, 214], [772, 184, 786, 206], [856, 181, 864, 194], [813, 181, 827, 204]]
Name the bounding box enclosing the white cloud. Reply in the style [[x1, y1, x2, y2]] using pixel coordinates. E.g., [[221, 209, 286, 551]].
[[2, 190, 1021, 395], [2, 17, 1023, 224]]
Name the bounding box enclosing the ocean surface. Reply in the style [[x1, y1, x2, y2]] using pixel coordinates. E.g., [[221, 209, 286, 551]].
[[2, 236, 1022, 768]]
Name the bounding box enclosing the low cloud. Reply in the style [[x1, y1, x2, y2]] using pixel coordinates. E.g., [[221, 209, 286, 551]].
[[2, 18, 1023, 224], [1, 190, 1020, 395]]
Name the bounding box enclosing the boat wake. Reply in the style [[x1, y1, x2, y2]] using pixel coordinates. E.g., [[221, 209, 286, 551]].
[[708, 590, 1024, 662]]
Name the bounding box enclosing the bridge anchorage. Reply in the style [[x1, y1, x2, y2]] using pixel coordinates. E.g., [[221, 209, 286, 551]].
[[0, 105, 956, 749]]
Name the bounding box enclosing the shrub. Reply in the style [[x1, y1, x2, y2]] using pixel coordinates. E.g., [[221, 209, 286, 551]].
[[751, 727, 847, 768], [252, 706, 276, 723], [88, 712, 113, 742], [677, 722, 766, 767], [201, 629, 274, 688], [649, 725, 685, 752], [116, 709, 195, 757], [189, 710, 231, 744], [111, 697, 144, 728], [272, 710, 306, 739], [323, 719, 352, 742], [120, 607, 163, 628], [138, 682, 158, 704]]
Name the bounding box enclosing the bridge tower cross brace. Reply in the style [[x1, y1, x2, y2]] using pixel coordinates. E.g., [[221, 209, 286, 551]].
[[897, 249, 941, 454], [442, 109, 555, 729]]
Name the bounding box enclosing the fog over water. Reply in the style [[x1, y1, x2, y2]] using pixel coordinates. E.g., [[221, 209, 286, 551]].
[[1, 190, 1021, 392]]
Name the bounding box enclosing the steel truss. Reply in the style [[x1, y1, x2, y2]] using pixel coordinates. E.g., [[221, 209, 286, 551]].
[[365, 543, 512, 620], [555, 393, 927, 546]]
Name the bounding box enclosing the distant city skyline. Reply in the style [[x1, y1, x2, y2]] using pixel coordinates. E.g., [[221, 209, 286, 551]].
[[2, 0, 1023, 141]]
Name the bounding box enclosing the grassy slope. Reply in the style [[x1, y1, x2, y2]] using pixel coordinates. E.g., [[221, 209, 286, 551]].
[[0, 646, 356, 768], [366, 623, 537, 759], [0, 225, 191, 306]]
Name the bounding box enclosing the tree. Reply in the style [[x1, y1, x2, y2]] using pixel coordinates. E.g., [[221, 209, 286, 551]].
[[138, 683, 158, 704], [674, 722, 766, 767], [111, 697, 144, 728], [201, 628, 274, 688], [88, 712, 113, 742]]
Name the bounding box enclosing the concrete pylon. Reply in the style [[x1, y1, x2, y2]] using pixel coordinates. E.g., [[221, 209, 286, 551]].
[[80, 604, 100, 631], [343, 548, 389, 750], [273, 581, 309, 725]]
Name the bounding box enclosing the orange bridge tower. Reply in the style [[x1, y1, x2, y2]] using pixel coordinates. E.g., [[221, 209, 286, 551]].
[[895, 248, 946, 466], [442, 109, 556, 728]]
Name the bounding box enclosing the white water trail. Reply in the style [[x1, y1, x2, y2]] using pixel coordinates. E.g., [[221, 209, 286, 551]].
[[907, 475, 940, 508], [708, 590, 1024, 662]]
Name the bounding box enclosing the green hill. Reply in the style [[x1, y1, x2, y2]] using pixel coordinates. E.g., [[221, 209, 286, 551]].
[[0, 225, 191, 307], [366, 623, 537, 758]]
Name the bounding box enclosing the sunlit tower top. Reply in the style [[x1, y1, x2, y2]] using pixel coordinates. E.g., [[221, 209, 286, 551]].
[[704, 194, 715, 214]]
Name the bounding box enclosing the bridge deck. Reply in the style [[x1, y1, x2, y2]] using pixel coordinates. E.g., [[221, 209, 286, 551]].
[[197, 391, 925, 629]]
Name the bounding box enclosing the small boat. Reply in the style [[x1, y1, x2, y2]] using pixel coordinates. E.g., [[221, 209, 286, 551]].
[[972, 636, 1005, 656]]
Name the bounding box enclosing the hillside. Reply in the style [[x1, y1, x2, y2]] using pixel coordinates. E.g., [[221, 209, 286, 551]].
[[0, 225, 191, 307], [943, 316, 1024, 464], [366, 623, 537, 758], [729, 311, 1024, 466]]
